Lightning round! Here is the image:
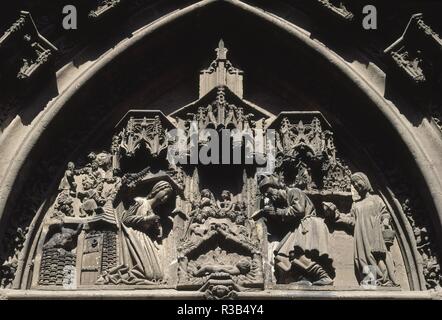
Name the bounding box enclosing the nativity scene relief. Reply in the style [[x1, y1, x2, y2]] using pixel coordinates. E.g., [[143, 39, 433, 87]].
[[20, 40, 413, 298]]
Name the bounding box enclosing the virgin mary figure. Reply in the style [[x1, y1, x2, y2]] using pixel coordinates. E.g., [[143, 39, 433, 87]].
[[98, 181, 173, 285]]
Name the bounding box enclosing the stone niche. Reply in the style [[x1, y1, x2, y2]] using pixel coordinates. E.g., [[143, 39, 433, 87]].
[[6, 40, 429, 299]]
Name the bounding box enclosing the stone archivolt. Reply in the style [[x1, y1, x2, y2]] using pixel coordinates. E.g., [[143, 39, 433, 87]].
[[0, 40, 439, 297]]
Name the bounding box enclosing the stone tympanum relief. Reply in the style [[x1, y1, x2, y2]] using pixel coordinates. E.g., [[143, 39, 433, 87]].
[[16, 40, 416, 296]]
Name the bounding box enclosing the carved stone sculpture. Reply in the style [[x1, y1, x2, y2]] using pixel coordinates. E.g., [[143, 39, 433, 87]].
[[384, 14, 442, 87], [177, 188, 263, 293], [254, 175, 334, 286], [323, 172, 399, 287], [58, 162, 77, 194], [99, 180, 174, 285], [43, 224, 82, 251], [89, 0, 124, 20], [270, 113, 351, 193], [4, 38, 438, 297], [0, 11, 57, 82], [39, 224, 82, 286]]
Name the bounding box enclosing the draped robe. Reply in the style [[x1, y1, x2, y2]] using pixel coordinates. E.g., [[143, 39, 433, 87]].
[[274, 188, 333, 270], [119, 199, 164, 282], [337, 194, 397, 283]]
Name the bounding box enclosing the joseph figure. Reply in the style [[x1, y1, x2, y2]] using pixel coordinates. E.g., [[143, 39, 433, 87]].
[[255, 175, 334, 286]]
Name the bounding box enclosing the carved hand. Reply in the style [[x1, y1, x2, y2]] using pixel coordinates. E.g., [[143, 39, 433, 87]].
[[322, 202, 338, 219], [262, 205, 275, 215], [172, 208, 187, 219], [250, 209, 264, 220], [138, 215, 160, 231], [145, 215, 160, 223]]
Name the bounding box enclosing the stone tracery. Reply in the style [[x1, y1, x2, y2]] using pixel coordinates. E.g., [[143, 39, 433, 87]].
[[0, 35, 440, 298]]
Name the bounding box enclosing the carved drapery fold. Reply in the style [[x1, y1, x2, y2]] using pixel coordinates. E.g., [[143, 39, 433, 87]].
[[1, 39, 440, 296]]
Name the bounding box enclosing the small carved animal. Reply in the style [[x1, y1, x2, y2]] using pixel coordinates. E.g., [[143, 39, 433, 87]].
[[43, 225, 82, 250]]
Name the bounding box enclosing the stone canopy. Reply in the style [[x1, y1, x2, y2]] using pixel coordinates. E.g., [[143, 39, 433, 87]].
[[0, 0, 442, 300]]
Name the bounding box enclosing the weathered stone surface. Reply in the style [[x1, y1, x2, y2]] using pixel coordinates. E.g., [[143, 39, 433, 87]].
[[0, 11, 57, 85], [0, 0, 441, 300]]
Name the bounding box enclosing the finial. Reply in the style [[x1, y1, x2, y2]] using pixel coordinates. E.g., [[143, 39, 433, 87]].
[[216, 39, 228, 60], [199, 39, 243, 98]]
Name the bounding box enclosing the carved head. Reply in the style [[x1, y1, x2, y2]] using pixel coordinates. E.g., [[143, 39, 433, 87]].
[[87, 152, 97, 161], [259, 175, 282, 192], [96, 152, 111, 168], [351, 172, 373, 198], [236, 259, 251, 274], [235, 214, 246, 225], [210, 285, 230, 299], [91, 161, 99, 171], [67, 162, 75, 171], [195, 212, 206, 223], [227, 210, 237, 221], [221, 190, 232, 201], [259, 175, 284, 203], [148, 181, 173, 205], [201, 189, 214, 200], [82, 176, 96, 190]]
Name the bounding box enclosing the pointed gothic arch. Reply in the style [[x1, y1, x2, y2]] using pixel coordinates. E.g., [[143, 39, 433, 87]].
[[0, 0, 441, 298]]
